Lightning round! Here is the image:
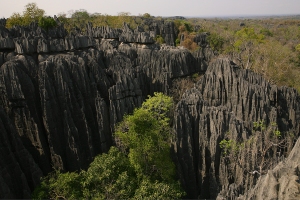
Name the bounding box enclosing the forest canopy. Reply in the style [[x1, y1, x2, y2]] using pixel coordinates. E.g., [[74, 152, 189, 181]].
[[32, 93, 185, 199]]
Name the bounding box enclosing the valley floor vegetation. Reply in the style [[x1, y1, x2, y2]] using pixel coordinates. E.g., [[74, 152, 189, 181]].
[[32, 93, 185, 199]]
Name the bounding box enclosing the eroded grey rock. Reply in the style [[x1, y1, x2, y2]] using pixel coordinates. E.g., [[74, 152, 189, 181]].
[[173, 59, 300, 199], [236, 137, 300, 200], [1, 18, 298, 200]]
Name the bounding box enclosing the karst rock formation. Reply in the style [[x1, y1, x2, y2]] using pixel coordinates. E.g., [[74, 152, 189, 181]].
[[0, 18, 299, 199]]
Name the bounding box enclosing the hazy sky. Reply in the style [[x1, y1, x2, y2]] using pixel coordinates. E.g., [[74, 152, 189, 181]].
[[1, 0, 299, 18]]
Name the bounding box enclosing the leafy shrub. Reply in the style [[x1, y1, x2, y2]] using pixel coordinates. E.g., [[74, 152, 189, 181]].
[[155, 35, 165, 44], [295, 44, 300, 52], [116, 93, 175, 181], [32, 170, 84, 199], [6, 13, 24, 28], [6, 3, 45, 28], [181, 37, 198, 51], [260, 28, 273, 37], [207, 33, 225, 52], [142, 13, 151, 18], [38, 17, 57, 30], [175, 38, 180, 46], [235, 27, 265, 43]]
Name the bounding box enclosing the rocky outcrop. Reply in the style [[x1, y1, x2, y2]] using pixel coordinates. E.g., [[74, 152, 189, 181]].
[[193, 32, 209, 47], [85, 22, 122, 39], [119, 23, 154, 44], [173, 59, 300, 199], [0, 19, 210, 198], [235, 137, 300, 200], [153, 21, 176, 46], [0, 26, 15, 50], [0, 21, 157, 55], [38, 51, 112, 170], [138, 18, 177, 46], [0, 18, 299, 200], [0, 105, 42, 199]]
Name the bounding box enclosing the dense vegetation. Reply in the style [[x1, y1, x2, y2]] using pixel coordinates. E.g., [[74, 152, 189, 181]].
[[6, 3, 57, 30], [32, 93, 185, 199], [184, 17, 300, 92]]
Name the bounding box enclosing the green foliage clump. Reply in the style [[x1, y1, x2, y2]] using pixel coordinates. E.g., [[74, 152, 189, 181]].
[[83, 147, 137, 199], [38, 17, 57, 30], [219, 137, 247, 156], [32, 171, 83, 199], [233, 27, 265, 51], [70, 9, 90, 30], [142, 13, 151, 18], [182, 22, 193, 33], [192, 73, 199, 80], [175, 38, 180, 46], [88, 12, 139, 29], [6, 3, 45, 28], [295, 44, 300, 52], [155, 35, 165, 44], [134, 178, 184, 200], [116, 92, 175, 182], [32, 93, 185, 199], [174, 20, 194, 33], [260, 28, 273, 37], [207, 33, 225, 52]]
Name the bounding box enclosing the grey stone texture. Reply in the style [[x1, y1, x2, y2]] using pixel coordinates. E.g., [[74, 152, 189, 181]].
[[0, 18, 299, 199]]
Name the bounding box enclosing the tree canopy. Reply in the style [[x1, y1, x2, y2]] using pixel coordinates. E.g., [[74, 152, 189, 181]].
[[6, 3, 44, 28], [32, 93, 185, 199], [6, 3, 57, 30], [115, 92, 175, 182]]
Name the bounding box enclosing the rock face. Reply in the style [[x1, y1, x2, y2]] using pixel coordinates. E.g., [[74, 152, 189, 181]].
[[0, 19, 299, 199], [237, 137, 300, 200], [0, 105, 42, 199], [173, 59, 300, 199], [119, 24, 154, 43], [0, 19, 211, 198]]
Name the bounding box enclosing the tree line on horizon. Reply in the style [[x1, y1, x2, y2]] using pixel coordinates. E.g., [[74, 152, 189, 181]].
[[5, 3, 300, 94]]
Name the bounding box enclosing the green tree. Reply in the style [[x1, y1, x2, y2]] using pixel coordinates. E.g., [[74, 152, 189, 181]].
[[32, 170, 84, 199], [6, 2, 45, 28], [32, 147, 135, 199], [33, 93, 185, 199], [134, 178, 184, 200], [295, 44, 300, 52], [23, 3, 45, 21], [155, 35, 165, 44], [143, 13, 151, 18], [38, 16, 57, 31], [6, 13, 24, 28], [115, 92, 175, 182], [70, 9, 91, 30], [82, 147, 137, 199], [207, 33, 225, 52]]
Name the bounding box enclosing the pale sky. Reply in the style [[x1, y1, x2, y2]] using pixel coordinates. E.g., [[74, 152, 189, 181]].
[[0, 0, 299, 18]]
